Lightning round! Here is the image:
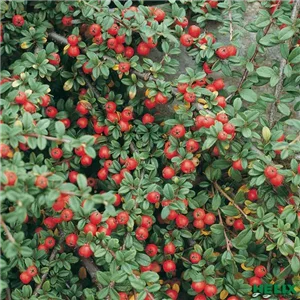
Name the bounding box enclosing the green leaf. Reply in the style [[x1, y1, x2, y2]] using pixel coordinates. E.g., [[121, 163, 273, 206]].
[[163, 184, 174, 199], [256, 66, 275, 78], [240, 89, 257, 103], [55, 121, 65, 136], [291, 256, 300, 273], [233, 228, 253, 249], [278, 26, 295, 41], [288, 47, 300, 64], [77, 174, 87, 190]]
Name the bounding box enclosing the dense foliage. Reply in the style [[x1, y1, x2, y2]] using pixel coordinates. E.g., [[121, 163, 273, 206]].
[[1, 0, 300, 299]]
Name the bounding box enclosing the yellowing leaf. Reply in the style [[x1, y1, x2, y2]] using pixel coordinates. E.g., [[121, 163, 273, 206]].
[[201, 230, 211, 236], [241, 263, 254, 271], [20, 42, 30, 49], [197, 98, 207, 104], [220, 290, 228, 300], [243, 207, 252, 215], [238, 185, 249, 193], [78, 267, 87, 279], [200, 45, 207, 50], [172, 284, 180, 293], [63, 44, 70, 54], [112, 64, 119, 71], [63, 79, 74, 91], [145, 89, 150, 97]]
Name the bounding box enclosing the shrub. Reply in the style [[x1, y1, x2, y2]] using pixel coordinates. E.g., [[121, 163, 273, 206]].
[[1, 0, 300, 299]]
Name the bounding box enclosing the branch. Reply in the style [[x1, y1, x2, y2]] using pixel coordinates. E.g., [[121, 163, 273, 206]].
[[0, 216, 16, 244], [213, 182, 251, 222], [26, 133, 72, 143], [81, 257, 103, 290], [268, 0, 300, 128], [33, 233, 65, 296], [217, 209, 233, 254], [228, 0, 233, 41]]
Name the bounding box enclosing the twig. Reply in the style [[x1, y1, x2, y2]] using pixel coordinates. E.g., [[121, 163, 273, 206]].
[[26, 133, 72, 143], [217, 209, 233, 254], [6, 287, 11, 300], [269, 0, 300, 127], [0, 216, 16, 244], [81, 257, 103, 290], [228, 0, 233, 41], [33, 233, 65, 296], [78, 70, 102, 99], [213, 182, 251, 222]]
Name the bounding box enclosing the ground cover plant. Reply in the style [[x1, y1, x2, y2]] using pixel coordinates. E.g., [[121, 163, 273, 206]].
[[0, 0, 300, 299]]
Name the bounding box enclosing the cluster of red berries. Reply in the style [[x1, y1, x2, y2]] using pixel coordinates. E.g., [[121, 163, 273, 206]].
[[216, 45, 237, 59], [67, 34, 80, 57], [248, 265, 267, 286], [19, 265, 38, 284], [14, 91, 36, 114], [193, 208, 216, 229], [191, 281, 218, 298], [0, 143, 11, 159], [264, 165, 284, 187], [37, 236, 56, 253]]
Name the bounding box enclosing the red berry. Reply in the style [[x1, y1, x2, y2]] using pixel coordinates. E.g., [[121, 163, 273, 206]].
[[45, 106, 58, 118], [119, 62, 130, 73], [216, 95, 226, 107], [4, 171, 17, 186], [107, 23, 119, 35], [77, 117, 88, 128], [212, 78, 225, 90], [50, 148, 63, 160], [35, 175, 48, 189], [188, 25, 201, 38], [106, 217, 117, 230], [152, 8, 165, 22], [142, 113, 154, 124], [146, 191, 160, 204], [48, 53, 60, 65], [69, 171, 78, 183], [38, 244, 49, 253], [15, 91, 27, 104], [217, 131, 228, 141], [117, 211, 129, 225], [89, 211, 102, 225], [216, 46, 229, 59], [192, 281, 206, 293], [227, 45, 237, 56], [82, 62, 93, 74], [145, 244, 158, 257], [65, 233, 78, 247], [135, 226, 149, 241], [175, 214, 189, 228], [124, 46, 134, 58], [78, 244, 93, 258], [232, 159, 243, 171], [204, 213, 216, 225], [162, 260, 176, 273], [84, 223, 97, 235], [40, 95, 51, 107], [180, 34, 193, 47], [204, 284, 217, 297], [194, 295, 207, 300], [12, 15, 25, 27], [171, 124, 186, 138], [67, 34, 79, 45], [180, 159, 195, 174], [270, 173, 284, 187], [184, 91, 196, 103], [223, 123, 235, 134], [61, 208, 74, 222], [20, 272, 32, 284], [193, 208, 206, 220], [233, 218, 245, 231], [93, 34, 103, 45], [62, 16, 73, 26], [254, 265, 267, 278], [177, 82, 189, 94], [80, 155, 92, 166], [116, 34, 126, 44], [155, 92, 168, 104], [0, 144, 10, 158], [248, 276, 262, 286], [89, 24, 101, 36], [264, 166, 277, 179], [186, 139, 199, 153], [98, 146, 110, 159], [166, 289, 178, 300], [23, 101, 36, 113], [162, 166, 175, 179], [67, 46, 80, 57], [147, 36, 157, 49], [203, 62, 212, 74], [44, 236, 56, 249], [247, 189, 258, 201], [190, 252, 202, 264], [140, 215, 153, 229], [175, 17, 189, 28], [26, 265, 38, 277], [137, 42, 150, 56], [164, 242, 176, 255]]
